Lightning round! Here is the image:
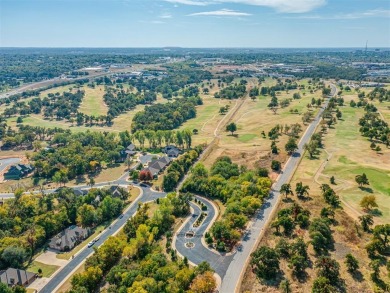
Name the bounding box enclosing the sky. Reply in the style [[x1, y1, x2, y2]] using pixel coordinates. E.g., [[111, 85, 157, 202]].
[[1, 0, 389, 48]]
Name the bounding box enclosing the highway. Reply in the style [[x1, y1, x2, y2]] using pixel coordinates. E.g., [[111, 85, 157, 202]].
[[0, 68, 133, 100]]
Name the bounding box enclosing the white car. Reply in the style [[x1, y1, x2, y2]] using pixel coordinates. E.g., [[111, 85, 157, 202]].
[[87, 241, 94, 248]]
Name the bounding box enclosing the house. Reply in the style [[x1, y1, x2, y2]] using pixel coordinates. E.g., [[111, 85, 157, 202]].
[[119, 143, 137, 161], [162, 145, 180, 157], [73, 189, 88, 196], [105, 185, 128, 198], [48, 225, 90, 252], [143, 156, 171, 178], [125, 143, 137, 156], [0, 268, 37, 288], [4, 164, 34, 180]]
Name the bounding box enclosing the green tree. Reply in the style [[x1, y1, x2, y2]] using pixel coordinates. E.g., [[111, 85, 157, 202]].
[[285, 137, 298, 154], [279, 279, 291, 293], [250, 246, 280, 280], [312, 277, 336, 293], [315, 256, 340, 280], [360, 195, 378, 211], [1, 246, 27, 269], [355, 173, 369, 187], [226, 122, 237, 135], [345, 253, 359, 273], [304, 140, 319, 158], [295, 182, 310, 198], [359, 214, 374, 232], [280, 183, 293, 199]]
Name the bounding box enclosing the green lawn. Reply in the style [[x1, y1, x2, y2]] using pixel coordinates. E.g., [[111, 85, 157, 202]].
[[237, 133, 257, 143], [28, 261, 59, 277]]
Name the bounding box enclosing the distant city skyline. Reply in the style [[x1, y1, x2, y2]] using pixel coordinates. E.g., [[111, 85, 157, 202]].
[[1, 0, 389, 47]]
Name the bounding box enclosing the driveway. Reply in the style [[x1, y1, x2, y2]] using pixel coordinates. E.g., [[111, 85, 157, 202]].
[[35, 250, 69, 267], [175, 196, 233, 278], [0, 157, 21, 173]]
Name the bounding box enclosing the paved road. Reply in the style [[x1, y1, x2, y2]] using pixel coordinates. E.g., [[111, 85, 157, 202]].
[[173, 85, 337, 292], [40, 183, 166, 293], [175, 196, 233, 278], [0, 157, 21, 173], [220, 84, 337, 292], [0, 68, 133, 100]]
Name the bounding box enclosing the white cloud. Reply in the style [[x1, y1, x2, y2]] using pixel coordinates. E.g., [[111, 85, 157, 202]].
[[292, 9, 390, 19], [189, 8, 251, 16], [165, 0, 211, 6], [165, 0, 326, 13], [160, 13, 173, 18]]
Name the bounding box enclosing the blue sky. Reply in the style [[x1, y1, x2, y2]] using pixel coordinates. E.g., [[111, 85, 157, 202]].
[[1, 0, 389, 47]]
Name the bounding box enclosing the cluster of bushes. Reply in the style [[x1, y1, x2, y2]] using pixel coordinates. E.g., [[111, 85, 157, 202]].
[[32, 131, 124, 181], [182, 157, 272, 251], [194, 198, 207, 211], [0, 124, 67, 149], [162, 145, 204, 191], [359, 105, 389, 147], [260, 81, 298, 96], [70, 195, 216, 293], [0, 187, 127, 270], [132, 97, 202, 132], [193, 212, 207, 228], [103, 87, 157, 118], [128, 67, 212, 99], [3, 90, 85, 121], [367, 87, 390, 102], [214, 80, 247, 99]]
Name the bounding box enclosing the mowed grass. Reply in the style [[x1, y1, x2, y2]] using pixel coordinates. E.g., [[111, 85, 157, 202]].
[[221, 84, 322, 150], [28, 261, 59, 277], [318, 94, 390, 224], [179, 93, 231, 145], [79, 85, 108, 116]]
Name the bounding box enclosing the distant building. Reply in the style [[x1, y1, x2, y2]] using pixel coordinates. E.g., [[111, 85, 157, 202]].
[[48, 225, 90, 252], [4, 164, 34, 180], [0, 268, 37, 288]]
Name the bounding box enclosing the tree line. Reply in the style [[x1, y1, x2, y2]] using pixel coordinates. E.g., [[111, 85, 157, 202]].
[[131, 96, 202, 132], [69, 194, 217, 293], [182, 157, 272, 251], [0, 187, 128, 270]]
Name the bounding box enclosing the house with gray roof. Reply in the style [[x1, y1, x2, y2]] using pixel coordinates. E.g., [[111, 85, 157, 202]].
[[0, 268, 37, 288], [163, 145, 180, 157], [143, 156, 171, 178], [49, 225, 90, 252], [4, 164, 34, 180]]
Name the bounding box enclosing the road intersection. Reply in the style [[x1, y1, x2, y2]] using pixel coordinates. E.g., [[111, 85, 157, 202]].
[[1, 84, 336, 292]]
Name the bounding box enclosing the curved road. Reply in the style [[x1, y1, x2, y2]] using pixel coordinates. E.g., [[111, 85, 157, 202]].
[[174, 84, 337, 292], [175, 196, 233, 278], [2, 84, 337, 292]]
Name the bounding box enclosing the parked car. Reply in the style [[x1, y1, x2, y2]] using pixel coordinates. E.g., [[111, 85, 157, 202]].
[[87, 241, 94, 248]]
